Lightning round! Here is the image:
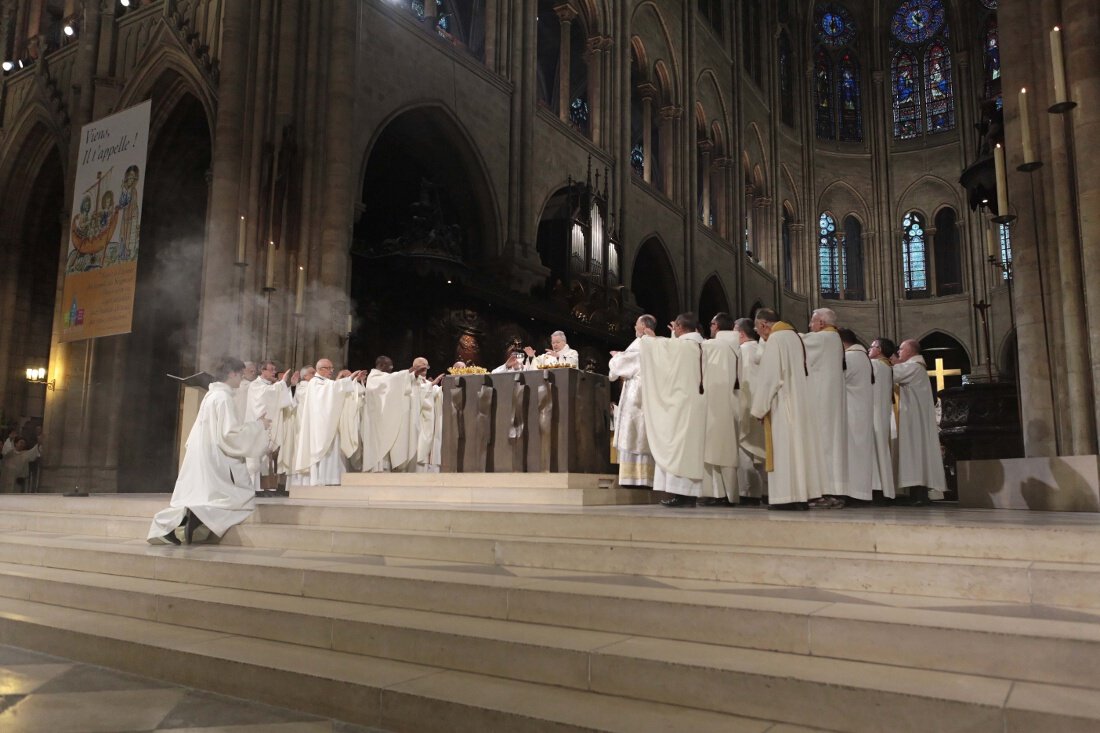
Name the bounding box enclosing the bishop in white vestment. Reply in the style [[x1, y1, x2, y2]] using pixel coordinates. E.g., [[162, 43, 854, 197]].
[[892, 340, 947, 499], [361, 368, 419, 472], [839, 330, 874, 502], [750, 310, 825, 509], [801, 309, 848, 501], [609, 315, 657, 487], [290, 359, 361, 486], [148, 359, 268, 544]]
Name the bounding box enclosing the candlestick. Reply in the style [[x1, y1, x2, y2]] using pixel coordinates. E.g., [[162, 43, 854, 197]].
[[295, 265, 305, 315], [236, 215, 246, 263], [264, 240, 275, 289], [346, 313, 353, 334], [1050, 26, 1067, 105], [994, 144, 1009, 218], [1019, 88, 1035, 164]]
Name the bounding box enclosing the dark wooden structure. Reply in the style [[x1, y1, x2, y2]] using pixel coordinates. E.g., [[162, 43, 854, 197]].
[[441, 369, 612, 474]]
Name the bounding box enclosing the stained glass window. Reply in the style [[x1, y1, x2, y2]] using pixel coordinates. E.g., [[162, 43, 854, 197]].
[[570, 98, 589, 128], [924, 40, 954, 134], [984, 15, 1000, 102], [838, 52, 862, 142], [630, 145, 644, 177], [816, 3, 856, 48], [999, 224, 1012, 279], [814, 47, 834, 140], [902, 211, 928, 295], [779, 31, 795, 127], [819, 213, 840, 296], [980, 0, 997, 9], [892, 48, 921, 139], [891, 0, 945, 45]]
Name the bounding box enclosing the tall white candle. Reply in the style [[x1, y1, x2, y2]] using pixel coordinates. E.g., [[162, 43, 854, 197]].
[[994, 144, 1009, 218], [1018, 88, 1035, 163], [1051, 26, 1067, 104], [346, 313, 353, 334], [295, 265, 305, 315], [236, 216, 246, 263], [264, 240, 275, 289]]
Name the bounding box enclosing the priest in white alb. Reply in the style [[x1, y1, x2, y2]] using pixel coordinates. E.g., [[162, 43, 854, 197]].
[[148, 358, 269, 545], [609, 314, 657, 487], [892, 339, 947, 505], [361, 357, 419, 473], [411, 357, 445, 472], [750, 308, 824, 510], [523, 330, 579, 369], [640, 313, 708, 507], [245, 360, 296, 491], [802, 308, 848, 507], [839, 328, 874, 503], [702, 312, 742, 506], [734, 317, 767, 503], [279, 365, 313, 481], [290, 358, 362, 486], [868, 337, 898, 499], [233, 360, 257, 420]]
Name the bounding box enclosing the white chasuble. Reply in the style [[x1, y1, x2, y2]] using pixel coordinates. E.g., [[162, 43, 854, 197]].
[[244, 377, 295, 486], [416, 378, 443, 472], [148, 382, 268, 539], [361, 369, 418, 473], [292, 375, 357, 486], [703, 333, 741, 501], [843, 345, 875, 501], [893, 356, 947, 493], [750, 324, 825, 504], [640, 334, 707, 497], [802, 328, 849, 495], [609, 338, 654, 487], [870, 358, 897, 498], [736, 340, 767, 499]]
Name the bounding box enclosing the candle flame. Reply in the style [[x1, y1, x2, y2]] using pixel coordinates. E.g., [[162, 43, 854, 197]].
[[1053, 26, 1060, 32], [1021, 87, 1027, 94], [996, 143, 1002, 149], [299, 266, 304, 271]]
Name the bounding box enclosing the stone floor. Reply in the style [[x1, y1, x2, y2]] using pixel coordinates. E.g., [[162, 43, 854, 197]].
[[0, 644, 388, 733]]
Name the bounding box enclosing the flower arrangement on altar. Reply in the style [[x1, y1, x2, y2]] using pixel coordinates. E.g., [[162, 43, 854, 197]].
[[447, 365, 489, 375], [536, 362, 574, 370]]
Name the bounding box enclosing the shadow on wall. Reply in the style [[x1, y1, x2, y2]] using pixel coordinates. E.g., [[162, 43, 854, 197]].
[[1020, 460, 1100, 512]]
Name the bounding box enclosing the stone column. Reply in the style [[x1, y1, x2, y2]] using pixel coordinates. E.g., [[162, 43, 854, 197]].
[[0, 3, 12, 69], [483, 0, 497, 72], [315, 0, 356, 358], [584, 35, 611, 145], [196, 0, 251, 366], [713, 156, 732, 239], [1064, 0, 1100, 451], [699, 140, 713, 226], [659, 104, 680, 199], [638, 83, 656, 184], [789, 222, 806, 293], [554, 3, 576, 123]]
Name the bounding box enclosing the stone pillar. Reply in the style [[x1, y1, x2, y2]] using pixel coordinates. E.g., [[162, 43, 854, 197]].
[[1064, 0, 1100, 451], [554, 3, 576, 123], [789, 222, 806, 293], [658, 104, 680, 200], [483, 0, 497, 72], [0, 3, 12, 69], [638, 84, 656, 184], [196, 0, 251, 366], [584, 35, 610, 144], [315, 0, 356, 358], [713, 156, 732, 239], [699, 140, 713, 226]]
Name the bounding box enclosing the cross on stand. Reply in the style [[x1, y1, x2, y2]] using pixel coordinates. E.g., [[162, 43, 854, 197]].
[[927, 358, 963, 393]]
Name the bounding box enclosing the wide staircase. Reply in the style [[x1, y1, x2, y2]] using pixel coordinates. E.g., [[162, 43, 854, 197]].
[[0, 493, 1098, 732]]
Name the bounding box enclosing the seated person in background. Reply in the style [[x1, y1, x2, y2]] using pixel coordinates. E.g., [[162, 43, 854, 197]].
[[523, 330, 579, 368]]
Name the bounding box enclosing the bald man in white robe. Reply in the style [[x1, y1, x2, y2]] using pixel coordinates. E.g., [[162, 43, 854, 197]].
[[290, 359, 362, 486], [893, 339, 947, 505]]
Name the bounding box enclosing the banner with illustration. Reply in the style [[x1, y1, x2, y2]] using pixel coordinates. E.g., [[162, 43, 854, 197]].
[[59, 100, 150, 343]]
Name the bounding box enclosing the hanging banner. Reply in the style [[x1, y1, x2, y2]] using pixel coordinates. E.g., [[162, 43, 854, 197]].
[[59, 100, 151, 343]]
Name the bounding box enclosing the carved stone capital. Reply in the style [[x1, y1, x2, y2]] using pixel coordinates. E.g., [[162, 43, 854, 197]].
[[697, 139, 715, 154], [659, 104, 682, 121], [636, 82, 659, 101], [586, 34, 613, 54], [554, 3, 578, 23]]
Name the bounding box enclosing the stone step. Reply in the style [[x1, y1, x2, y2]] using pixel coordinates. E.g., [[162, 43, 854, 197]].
[[2, 494, 1098, 563], [2, 509, 1099, 609], [1, 539, 1099, 692], [0, 579, 1097, 733], [0, 596, 762, 733]]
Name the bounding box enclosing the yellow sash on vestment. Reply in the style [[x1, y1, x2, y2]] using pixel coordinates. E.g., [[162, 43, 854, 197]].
[[760, 321, 795, 472]]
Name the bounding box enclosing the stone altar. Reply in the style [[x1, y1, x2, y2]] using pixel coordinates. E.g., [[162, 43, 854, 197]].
[[441, 369, 612, 474]]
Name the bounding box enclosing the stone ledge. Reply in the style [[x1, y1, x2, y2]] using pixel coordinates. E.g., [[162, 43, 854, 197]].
[[958, 456, 1100, 512]]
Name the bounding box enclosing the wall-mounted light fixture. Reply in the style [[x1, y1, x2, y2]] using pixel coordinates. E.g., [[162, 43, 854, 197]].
[[25, 367, 55, 390]]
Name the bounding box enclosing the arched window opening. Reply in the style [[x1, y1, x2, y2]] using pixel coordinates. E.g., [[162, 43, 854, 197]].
[[819, 212, 863, 300], [535, 1, 591, 138], [890, 0, 954, 141], [843, 215, 865, 300], [934, 208, 962, 296], [630, 44, 646, 179], [819, 212, 841, 298], [983, 14, 1001, 107], [813, 4, 862, 143], [902, 210, 929, 298]]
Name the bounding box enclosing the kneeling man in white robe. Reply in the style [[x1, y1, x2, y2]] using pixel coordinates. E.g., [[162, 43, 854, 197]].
[[148, 357, 269, 545]]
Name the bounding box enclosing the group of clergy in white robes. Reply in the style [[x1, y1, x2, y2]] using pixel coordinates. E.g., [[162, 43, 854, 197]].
[[628, 306, 947, 510]]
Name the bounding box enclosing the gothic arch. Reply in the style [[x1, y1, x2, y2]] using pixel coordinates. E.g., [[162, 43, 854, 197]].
[[745, 122, 769, 187], [114, 41, 215, 134], [697, 273, 731, 328], [0, 112, 66, 222], [780, 164, 801, 221], [916, 328, 973, 364], [630, 1, 680, 103], [695, 68, 731, 147], [357, 103, 502, 259], [818, 179, 872, 224], [629, 234, 679, 326], [896, 174, 962, 220]]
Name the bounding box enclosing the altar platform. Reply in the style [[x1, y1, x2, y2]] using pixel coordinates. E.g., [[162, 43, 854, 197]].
[[0, 491, 1098, 732], [295, 472, 665, 506]]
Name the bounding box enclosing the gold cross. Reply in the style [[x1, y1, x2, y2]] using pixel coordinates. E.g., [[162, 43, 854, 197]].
[[926, 357, 963, 392]]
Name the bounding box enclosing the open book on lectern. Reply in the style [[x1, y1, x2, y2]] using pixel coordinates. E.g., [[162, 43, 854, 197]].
[[167, 372, 215, 390]]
